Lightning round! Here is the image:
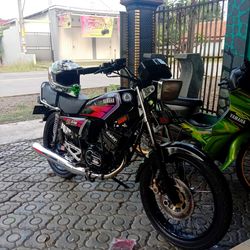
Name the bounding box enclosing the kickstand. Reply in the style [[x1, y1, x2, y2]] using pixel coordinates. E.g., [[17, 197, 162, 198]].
[[112, 177, 130, 189]]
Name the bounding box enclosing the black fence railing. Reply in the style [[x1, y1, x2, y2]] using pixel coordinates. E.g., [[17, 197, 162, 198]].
[[155, 0, 227, 113]]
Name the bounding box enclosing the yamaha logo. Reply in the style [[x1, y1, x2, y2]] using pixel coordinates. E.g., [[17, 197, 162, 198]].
[[229, 113, 246, 126]]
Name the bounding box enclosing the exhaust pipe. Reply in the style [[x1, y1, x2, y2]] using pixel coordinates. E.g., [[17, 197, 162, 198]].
[[32, 142, 126, 179], [32, 142, 87, 176]]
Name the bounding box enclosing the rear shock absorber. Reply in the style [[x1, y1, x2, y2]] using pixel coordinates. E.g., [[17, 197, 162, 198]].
[[51, 112, 60, 146]]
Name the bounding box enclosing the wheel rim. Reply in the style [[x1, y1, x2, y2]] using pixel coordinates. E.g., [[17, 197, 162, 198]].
[[158, 178, 194, 220], [46, 118, 69, 173], [241, 146, 250, 187], [146, 157, 216, 240]]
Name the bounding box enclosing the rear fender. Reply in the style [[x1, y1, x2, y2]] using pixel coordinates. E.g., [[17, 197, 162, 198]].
[[33, 104, 54, 121], [135, 141, 211, 182]]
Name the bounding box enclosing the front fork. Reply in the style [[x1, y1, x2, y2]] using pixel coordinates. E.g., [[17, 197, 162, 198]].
[[136, 87, 181, 205], [148, 149, 181, 205]]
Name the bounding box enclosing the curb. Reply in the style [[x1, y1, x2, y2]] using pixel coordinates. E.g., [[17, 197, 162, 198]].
[[0, 119, 44, 145]]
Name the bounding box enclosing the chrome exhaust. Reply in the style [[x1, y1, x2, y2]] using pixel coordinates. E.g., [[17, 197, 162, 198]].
[[32, 142, 126, 179], [32, 142, 87, 176]]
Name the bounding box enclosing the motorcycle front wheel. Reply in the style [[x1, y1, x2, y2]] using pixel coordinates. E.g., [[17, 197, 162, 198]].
[[139, 152, 232, 250]]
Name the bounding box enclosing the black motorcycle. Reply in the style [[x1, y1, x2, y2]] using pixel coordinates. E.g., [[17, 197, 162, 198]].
[[33, 58, 232, 249]]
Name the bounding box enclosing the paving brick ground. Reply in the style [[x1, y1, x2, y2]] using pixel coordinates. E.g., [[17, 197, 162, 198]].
[[0, 140, 249, 250]]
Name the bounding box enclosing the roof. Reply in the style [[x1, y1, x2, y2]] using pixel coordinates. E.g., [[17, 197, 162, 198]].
[[195, 20, 226, 40], [0, 18, 10, 25], [5, 1, 125, 25]]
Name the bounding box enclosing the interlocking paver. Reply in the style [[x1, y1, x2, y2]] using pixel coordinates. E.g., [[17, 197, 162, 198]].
[[10, 191, 40, 202], [0, 202, 22, 216], [0, 214, 27, 230], [18, 214, 53, 230], [47, 214, 81, 231], [91, 201, 120, 216], [85, 229, 120, 249], [0, 139, 249, 250], [14, 201, 46, 215], [65, 201, 96, 216], [39, 201, 71, 216], [0, 190, 18, 202], [23, 229, 62, 249], [34, 191, 64, 202]]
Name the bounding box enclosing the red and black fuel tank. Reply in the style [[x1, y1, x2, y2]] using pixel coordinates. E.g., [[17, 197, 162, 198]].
[[79, 89, 138, 123]]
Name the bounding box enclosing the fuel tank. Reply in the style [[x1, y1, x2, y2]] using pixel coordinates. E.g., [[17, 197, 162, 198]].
[[80, 89, 138, 123]]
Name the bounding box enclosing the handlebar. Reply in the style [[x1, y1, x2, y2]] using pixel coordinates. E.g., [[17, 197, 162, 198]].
[[77, 58, 127, 76], [76, 58, 140, 88], [78, 67, 100, 75], [94, 58, 127, 74]]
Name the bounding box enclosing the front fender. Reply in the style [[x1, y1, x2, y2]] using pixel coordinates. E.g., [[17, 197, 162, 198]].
[[220, 132, 250, 170], [161, 141, 207, 162], [135, 141, 212, 182]]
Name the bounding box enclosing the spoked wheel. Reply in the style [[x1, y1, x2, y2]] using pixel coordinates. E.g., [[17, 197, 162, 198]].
[[139, 153, 232, 250], [236, 142, 250, 191], [43, 113, 75, 179]]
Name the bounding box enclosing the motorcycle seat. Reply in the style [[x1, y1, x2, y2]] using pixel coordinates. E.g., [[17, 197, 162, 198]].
[[163, 97, 203, 118], [41, 81, 88, 114], [188, 113, 219, 128]]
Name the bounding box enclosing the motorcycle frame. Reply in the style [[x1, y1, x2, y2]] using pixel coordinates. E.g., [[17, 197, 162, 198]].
[[161, 88, 250, 170]]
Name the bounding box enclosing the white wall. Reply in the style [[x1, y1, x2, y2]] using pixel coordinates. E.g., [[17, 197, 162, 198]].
[[57, 15, 120, 61], [2, 24, 35, 64], [96, 18, 119, 59], [58, 27, 93, 60]]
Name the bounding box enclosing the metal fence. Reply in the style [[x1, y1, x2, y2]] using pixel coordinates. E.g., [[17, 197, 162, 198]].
[[25, 32, 52, 61], [155, 0, 228, 113]]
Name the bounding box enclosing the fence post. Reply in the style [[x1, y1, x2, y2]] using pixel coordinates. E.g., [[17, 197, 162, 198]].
[[120, 0, 163, 81]]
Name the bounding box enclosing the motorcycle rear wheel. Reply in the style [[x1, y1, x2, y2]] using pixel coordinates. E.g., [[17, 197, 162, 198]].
[[43, 113, 75, 179], [139, 152, 232, 250], [236, 142, 250, 191]]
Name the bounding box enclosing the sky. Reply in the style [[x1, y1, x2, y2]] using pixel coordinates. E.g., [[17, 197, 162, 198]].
[[0, 0, 125, 19]]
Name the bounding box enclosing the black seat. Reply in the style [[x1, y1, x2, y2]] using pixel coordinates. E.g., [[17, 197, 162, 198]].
[[188, 112, 219, 128], [41, 82, 88, 114], [164, 97, 203, 107]]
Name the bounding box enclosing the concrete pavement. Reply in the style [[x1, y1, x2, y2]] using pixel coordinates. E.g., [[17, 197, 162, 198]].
[[0, 138, 249, 249], [0, 119, 44, 145], [0, 115, 249, 248]]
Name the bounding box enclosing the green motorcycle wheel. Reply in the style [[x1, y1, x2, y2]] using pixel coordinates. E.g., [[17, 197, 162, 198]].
[[236, 142, 250, 191]]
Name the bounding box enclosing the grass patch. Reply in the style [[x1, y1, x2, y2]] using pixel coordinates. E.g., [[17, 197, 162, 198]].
[[0, 62, 44, 73], [0, 60, 106, 73], [0, 103, 42, 124], [0, 86, 120, 124]]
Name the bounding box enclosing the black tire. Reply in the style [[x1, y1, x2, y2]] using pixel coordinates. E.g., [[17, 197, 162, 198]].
[[236, 142, 250, 191], [139, 152, 232, 250], [43, 113, 75, 179]]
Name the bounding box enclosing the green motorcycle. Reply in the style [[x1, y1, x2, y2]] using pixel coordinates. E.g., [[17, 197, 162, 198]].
[[154, 60, 250, 191]]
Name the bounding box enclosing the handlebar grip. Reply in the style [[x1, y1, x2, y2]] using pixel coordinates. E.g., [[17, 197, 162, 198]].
[[78, 67, 100, 75]]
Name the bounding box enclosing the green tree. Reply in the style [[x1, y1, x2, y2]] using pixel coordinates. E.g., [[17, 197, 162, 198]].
[[156, 0, 222, 53]]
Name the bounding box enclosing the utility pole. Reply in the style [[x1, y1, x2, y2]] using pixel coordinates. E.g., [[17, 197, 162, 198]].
[[17, 0, 26, 53]]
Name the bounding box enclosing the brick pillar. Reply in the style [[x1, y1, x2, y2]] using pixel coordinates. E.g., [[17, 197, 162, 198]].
[[222, 0, 250, 75], [218, 0, 250, 115], [120, 0, 163, 76]]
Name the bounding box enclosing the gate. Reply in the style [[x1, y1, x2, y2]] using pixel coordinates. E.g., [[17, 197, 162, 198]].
[[155, 0, 228, 113]]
